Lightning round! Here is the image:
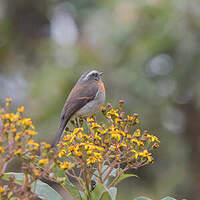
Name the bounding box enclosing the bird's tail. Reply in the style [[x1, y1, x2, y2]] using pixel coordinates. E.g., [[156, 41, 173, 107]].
[[51, 117, 69, 148]]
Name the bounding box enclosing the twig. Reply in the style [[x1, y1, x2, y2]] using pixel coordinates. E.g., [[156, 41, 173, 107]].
[[102, 162, 116, 183], [107, 163, 120, 188]]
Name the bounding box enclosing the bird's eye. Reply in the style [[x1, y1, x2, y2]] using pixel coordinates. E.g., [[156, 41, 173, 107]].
[[93, 73, 98, 77]]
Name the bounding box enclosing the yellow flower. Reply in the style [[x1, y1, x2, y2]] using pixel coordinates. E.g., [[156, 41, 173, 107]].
[[63, 134, 71, 141], [134, 129, 141, 137], [0, 146, 5, 153], [116, 154, 121, 161], [75, 151, 83, 157], [147, 156, 153, 162], [111, 133, 121, 141], [109, 145, 116, 151], [127, 134, 132, 138], [100, 129, 108, 135], [14, 132, 21, 141], [153, 143, 160, 148], [33, 169, 39, 176], [87, 150, 93, 155], [139, 150, 153, 162], [93, 152, 102, 161], [39, 158, 49, 165], [135, 118, 139, 124], [117, 142, 127, 148], [91, 123, 100, 129], [131, 138, 143, 146], [17, 106, 24, 113], [41, 142, 51, 149], [115, 118, 122, 124], [27, 139, 39, 150], [118, 130, 125, 137], [68, 146, 75, 152], [139, 150, 151, 157], [60, 161, 72, 169], [127, 115, 134, 121], [100, 106, 106, 112], [19, 118, 35, 129], [107, 109, 119, 117], [58, 148, 67, 158], [77, 132, 84, 138], [2, 113, 19, 122], [95, 133, 101, 140], [126, 157, 133, 162], [87, 156, 97, 164], [6, 98, 12, 103], [72, 128, 83, 135], [84, 143, 94, 150], [131, 149, 139, 159], [147, 134, 160, 143], [95, 146, 105, 152], [13, 149, 21, 155], [0, 186, 5, 193], [94, 140, 99, 145], [30, 155, 36, 160], [28, 139, 35, 145], [4, 123, 9, 128], [11, 128, 16, 132], [87, 117, 95, 123], [25, 130, 37, 135], [109, 127, 121, 141], [69, 135, 75, 143]]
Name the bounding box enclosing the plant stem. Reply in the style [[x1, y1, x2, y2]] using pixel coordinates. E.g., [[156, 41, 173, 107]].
[[102, 161, 116, 183], [83, 171, 90, 200], [107, 164, 120, 188]]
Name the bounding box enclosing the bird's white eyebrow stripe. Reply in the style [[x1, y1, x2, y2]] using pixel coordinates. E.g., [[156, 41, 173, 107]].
[[83, 70, 98, 80]]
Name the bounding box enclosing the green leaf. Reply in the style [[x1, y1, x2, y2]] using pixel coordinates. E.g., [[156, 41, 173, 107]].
[[107, 187, 117, 200], [34, 180, 62, 200], [97, 186, 117, 200], [3, 172, 25, 185], [134, 197, 152, 200], [91, 183, 106, 200], [3, 172, 62, 200], [90, 184, 117, 200], [54, 166, 82, 200], [161, 197, 176, 200], [92, 165, 111, 186], [62, 181, 82, 200], [92, 165, 109, 180], [114, 173, 138, 186]]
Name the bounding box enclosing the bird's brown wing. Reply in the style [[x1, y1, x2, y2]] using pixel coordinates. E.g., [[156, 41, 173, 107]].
[[51, 81, 98, 147]]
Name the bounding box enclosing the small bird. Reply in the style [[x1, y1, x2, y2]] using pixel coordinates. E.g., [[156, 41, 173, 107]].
[[51, 70, 105, 147]]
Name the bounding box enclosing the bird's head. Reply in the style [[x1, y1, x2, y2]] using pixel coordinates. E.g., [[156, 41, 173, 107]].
[[79, 70, 103, 83]]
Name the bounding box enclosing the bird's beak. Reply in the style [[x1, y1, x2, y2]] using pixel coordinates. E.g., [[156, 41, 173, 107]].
[[99, 72, 103, 76]]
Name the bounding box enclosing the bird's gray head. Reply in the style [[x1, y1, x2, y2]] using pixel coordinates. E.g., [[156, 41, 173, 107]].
[[79, 70, 103, 83]]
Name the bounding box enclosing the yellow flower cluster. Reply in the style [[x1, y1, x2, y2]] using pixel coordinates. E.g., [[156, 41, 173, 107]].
[[0, 99, 160, 199], [57, 102, 160, 172], [0, 99, 56, 199], [0, 101, 39, 158]]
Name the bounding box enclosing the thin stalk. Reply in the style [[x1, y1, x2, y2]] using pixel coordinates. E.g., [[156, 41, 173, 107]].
[[97, 162, 103, 183], [107, 164, 120, 188], [83, 171, 90, 200], [102, 162, 116, 183]]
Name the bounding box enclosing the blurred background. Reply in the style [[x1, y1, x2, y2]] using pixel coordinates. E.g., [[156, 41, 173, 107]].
[[0, 0, 200, 199]]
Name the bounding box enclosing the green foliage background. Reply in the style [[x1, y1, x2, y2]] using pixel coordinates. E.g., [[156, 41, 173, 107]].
[[0, 0, 200, 199]]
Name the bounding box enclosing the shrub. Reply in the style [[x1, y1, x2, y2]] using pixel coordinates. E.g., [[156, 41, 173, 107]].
[[0, 99, 160, 200]]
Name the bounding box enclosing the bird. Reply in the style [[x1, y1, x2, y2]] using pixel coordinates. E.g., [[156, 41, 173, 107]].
[[51, 70, 105, 147]]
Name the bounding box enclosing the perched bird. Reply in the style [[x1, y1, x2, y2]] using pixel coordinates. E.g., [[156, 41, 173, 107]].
[[51, 70, 105, 147]]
